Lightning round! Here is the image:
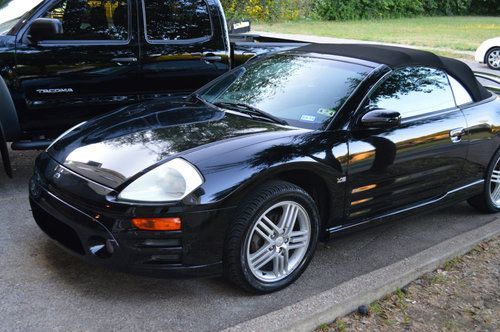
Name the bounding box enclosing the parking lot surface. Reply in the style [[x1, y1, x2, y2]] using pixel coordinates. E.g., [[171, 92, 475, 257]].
[[0, 151, 498, 331]]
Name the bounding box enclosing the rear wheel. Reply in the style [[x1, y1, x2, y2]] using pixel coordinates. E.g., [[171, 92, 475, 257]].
[[224, 180, 319, 293], [486, 47, 500, 70], [468, 149, 500, 213]]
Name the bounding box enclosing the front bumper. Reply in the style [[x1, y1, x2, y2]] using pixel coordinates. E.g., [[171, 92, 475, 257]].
[[29, 153, 234, 277], [475, 50, 484, 64]]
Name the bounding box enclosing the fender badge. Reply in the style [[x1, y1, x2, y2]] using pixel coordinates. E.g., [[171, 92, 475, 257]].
[[337, 176, 347, 184]]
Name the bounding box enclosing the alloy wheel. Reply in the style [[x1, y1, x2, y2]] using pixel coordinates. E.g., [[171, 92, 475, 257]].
[[489, 157, 500, 206], [487, 50, 500, 69], [245, 201, 311, 282]]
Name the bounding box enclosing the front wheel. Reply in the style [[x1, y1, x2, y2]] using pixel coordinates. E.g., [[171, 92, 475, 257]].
[[224, 180, 320, 293], [468, 149, 500, 213]]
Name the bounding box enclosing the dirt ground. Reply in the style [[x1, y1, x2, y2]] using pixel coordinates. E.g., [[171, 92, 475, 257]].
[[317, 236, 500, 332]]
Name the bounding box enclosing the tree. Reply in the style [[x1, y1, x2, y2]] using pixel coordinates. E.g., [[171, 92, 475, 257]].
[[0, 0, 9, 9]]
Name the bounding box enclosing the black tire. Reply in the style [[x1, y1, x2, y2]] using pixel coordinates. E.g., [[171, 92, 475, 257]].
[[223, 180, 320, 293], [467, 149, 500, 213], [0, 123, 12, 178], [485, 47, 500, 70]]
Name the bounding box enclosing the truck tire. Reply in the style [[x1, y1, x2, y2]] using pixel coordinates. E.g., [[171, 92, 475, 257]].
[[0, 76, 20, 141], [0, 123, 12, 178]]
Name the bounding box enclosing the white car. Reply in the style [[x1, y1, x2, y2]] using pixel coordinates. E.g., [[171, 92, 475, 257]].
[[475, 37, 500, 70]]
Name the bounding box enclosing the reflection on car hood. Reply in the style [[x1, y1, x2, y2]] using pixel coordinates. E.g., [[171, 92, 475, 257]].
[[48, 99, 297, 188]]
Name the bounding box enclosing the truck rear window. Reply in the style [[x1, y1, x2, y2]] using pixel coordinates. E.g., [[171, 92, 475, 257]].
[[143, 0, 212, 42]]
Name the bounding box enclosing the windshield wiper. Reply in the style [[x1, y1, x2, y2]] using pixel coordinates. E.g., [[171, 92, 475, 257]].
[[213, 101, 288, 125], [190, 93, 214, 107]]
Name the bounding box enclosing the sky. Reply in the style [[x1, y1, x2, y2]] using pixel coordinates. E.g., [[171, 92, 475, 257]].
[[0, 0, 44, 24]]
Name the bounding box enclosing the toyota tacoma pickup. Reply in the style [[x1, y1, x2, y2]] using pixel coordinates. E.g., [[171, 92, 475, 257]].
[[0, 0, 303, 175]]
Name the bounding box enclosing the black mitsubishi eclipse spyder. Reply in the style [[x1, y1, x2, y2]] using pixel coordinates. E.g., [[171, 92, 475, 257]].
[[30, 44, 500, 293]]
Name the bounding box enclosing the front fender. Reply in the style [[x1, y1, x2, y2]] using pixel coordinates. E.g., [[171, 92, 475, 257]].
[[187, 131, 349, 206], [0, 76, 20, 141]]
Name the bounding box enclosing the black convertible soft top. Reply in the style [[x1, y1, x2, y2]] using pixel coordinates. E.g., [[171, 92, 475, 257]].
[[297, 43, 492, 102]]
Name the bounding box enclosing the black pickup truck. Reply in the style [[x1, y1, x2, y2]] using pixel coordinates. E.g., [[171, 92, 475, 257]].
[[0, 0, 303, 168]]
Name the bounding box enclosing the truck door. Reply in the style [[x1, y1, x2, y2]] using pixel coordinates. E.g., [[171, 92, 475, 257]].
[[14, 0, 140, 138], [138, 0, 230, 99]]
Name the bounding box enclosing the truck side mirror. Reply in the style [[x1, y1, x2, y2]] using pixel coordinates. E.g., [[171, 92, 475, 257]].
[[27, 18, 63, 44], [360, 107, 401, 129]]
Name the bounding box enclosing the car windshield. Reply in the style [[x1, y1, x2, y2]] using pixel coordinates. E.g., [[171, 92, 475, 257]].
[[0, 0, 44, 35], [198, 54, 372, 129]]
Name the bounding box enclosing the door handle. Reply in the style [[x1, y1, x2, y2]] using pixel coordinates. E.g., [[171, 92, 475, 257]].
[[112, 57, 138, 63], [449, 127, 465, 143], [201, 54, 222, 62]]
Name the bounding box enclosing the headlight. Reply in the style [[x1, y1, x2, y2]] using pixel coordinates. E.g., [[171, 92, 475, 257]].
[[118, 158, 204, 202]]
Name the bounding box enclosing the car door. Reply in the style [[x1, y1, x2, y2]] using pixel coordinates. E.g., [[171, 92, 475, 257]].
[[14, 0, 140, 137], [138, 0, 230, 99], [346, 66, 469, 221]]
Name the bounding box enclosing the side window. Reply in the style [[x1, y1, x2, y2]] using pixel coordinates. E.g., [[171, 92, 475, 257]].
[[369, 67, 456, 118], [143, 0, 212, 42], [43, 0, 129, 41], [448, 75, 473, 106]]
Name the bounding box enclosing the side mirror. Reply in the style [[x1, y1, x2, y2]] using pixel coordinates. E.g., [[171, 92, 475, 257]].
[[360, 107, 401, 129], [27, 18, 63, 44]]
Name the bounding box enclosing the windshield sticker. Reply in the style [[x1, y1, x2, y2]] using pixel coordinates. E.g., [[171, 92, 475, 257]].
[[300, 115, 316, 122], [317, 108, 336, 117]]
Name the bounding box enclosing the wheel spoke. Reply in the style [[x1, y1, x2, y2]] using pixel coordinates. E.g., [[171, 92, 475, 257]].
[[288, 230, 309, 250], [279, 204, 299, 234], [262, 215, 281, 234], [255, 220, 274, 242], [251, 246, 277, 270], [273, 251, 288, 277], [492, 186, 500, 202], [491, 170, 500, 183]]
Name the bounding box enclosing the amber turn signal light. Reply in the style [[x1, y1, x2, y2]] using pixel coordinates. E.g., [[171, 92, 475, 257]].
[[131, 217, 182, 231]]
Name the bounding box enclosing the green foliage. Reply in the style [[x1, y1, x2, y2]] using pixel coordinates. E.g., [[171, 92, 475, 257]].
[[0, 0, 9, 9], [311, 0, 478, 21], [469, 0, 500, 15], [312, 0, 422, 21], [220, 0, 499, 21], [221, 0, 313, 21]]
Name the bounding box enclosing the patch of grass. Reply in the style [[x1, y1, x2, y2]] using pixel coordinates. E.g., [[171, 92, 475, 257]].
[[430, 273, 448, 284], [443, 318, 460, 331], [421, 49, 473, 61], [370, 302, 383, 315], [443, 256, 463, 271], [317, 323, 329, 331], [335, 319, 347, 331], [255, 16, 500, 51], [394, 288, 405, 300]]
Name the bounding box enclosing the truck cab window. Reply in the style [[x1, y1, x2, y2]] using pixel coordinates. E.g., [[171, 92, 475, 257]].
[[43, 0, 129, 41], [143, 0, 212, 42]]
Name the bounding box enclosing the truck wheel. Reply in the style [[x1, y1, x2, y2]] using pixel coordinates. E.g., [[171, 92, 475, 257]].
[[0, 123, 12, 178], [468, 149, 500, 213], [224, 180, 319, 293], [0, 77, 20, 141]]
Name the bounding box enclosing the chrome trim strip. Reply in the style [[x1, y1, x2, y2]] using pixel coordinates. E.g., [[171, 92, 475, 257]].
[[328, 179, 485, 233], [44, 188, 96, 221]]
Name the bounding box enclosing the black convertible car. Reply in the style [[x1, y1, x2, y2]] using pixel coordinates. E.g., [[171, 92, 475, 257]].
[[30, 44, 500, 293]]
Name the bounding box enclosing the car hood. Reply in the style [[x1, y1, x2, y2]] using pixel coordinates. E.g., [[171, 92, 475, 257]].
[[48, 99, 299, 189]]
